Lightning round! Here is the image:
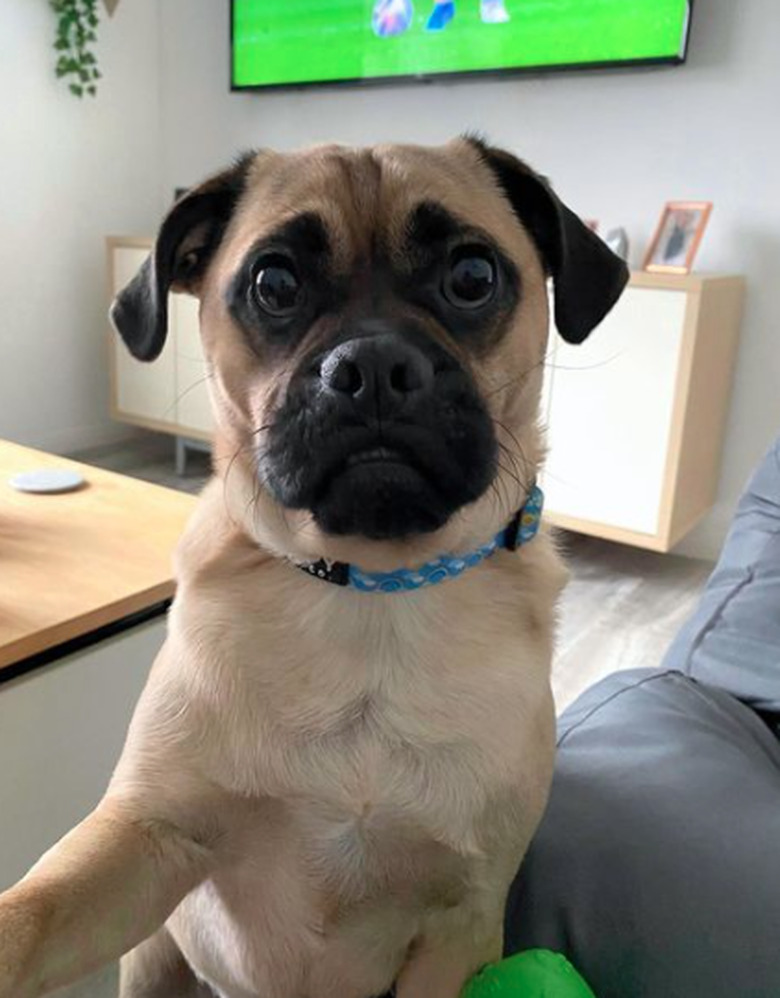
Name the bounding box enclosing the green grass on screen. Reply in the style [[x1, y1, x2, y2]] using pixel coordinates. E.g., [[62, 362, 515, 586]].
[[232, 0, 689, 88]]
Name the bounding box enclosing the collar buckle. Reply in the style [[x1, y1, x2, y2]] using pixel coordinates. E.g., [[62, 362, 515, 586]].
[[502, 483, 544, 552]]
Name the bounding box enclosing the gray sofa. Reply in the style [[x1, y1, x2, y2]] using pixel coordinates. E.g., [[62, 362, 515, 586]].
[[506, 436, 780, 996]]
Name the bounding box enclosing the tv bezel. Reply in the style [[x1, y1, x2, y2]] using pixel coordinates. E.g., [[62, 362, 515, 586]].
[[229, 0, 694, 93]]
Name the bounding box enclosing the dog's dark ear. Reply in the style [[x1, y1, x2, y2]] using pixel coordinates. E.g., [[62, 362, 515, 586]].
[[110, 153, 255, 361], [470, 139, 629, 344]]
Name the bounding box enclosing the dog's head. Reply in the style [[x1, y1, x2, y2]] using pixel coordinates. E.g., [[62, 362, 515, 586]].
[[112, 139, 627, 568]]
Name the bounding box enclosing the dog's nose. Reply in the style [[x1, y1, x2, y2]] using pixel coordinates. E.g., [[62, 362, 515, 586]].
[[320, 335, 435, 414]]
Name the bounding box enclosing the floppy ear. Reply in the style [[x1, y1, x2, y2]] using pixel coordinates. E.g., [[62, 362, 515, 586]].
[[110, 153, 254, 361], [469, 139, 629, 344]]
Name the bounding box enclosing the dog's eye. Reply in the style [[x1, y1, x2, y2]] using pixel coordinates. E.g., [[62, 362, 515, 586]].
[[443, 250, 496, 310], [253, 257, 301, 317]]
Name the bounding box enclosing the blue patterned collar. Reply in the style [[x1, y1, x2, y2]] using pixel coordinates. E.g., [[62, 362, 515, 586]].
[[297, 485, 544, 594]]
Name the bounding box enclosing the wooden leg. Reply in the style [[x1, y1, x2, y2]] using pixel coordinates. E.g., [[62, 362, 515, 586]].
[[175, 437, 188, 477]]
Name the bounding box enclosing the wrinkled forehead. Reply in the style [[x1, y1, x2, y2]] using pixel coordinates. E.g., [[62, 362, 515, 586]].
[[217, 142, 533, 273]]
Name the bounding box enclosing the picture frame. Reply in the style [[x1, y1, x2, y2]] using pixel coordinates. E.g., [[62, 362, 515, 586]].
[[643, 201, 713, 274]]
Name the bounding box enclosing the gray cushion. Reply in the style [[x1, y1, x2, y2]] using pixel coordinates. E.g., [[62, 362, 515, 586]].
[[506, 668, 780, 997], [662, 436, 780, 714]]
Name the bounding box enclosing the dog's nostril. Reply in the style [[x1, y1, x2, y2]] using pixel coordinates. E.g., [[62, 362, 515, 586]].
[[390, 362, 419, 395], [326, 357, 363, 396], [320, 336, 434, 407]]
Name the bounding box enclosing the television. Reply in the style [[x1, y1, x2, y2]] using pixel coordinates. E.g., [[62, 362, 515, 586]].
[[231, 0, 693, 91]]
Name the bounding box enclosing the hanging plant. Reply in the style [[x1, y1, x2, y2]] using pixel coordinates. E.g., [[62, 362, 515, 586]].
[[50, 0, 101, 98]]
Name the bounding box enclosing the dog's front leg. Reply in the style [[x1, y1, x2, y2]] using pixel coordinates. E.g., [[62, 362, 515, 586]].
[[395, 916, 503, 998], [0, 797, 215, 998], [396, 938, 503, 998], [120, 927, 213, 998]]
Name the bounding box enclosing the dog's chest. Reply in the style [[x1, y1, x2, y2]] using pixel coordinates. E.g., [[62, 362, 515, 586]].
[[200, 588, 533, 794], [178, 572, 546, 856], [217, 664, 500, 863], [165, 561, 555, 996]]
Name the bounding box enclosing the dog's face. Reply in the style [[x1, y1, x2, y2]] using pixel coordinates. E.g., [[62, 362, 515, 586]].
[[113, 139, 627, 566]]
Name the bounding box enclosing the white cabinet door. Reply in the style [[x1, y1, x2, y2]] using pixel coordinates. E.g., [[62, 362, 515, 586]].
[[173, 293, 203, 361], [112, 248, 177, 428], [0, 620, 164, 890], [542, 288, 687, 535], [172, 295, 214, 436]]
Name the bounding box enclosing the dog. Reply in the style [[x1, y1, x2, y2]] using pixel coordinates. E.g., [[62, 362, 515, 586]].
[[0, 138, 627, 998]]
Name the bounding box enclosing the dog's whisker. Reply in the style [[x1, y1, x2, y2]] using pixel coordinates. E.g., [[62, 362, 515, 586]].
[[159, 371, 215, 422], [493, 422, 533, 494], [485, 353, 551, 400], [217, 423, 274, 529]]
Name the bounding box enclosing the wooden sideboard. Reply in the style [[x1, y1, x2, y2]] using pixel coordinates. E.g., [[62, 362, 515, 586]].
[[107, 237, 745, 552], [541, 271, 745, 551]]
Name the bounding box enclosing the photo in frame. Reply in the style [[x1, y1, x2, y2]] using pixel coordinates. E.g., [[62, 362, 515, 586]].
[[643, 201, 713, 274]]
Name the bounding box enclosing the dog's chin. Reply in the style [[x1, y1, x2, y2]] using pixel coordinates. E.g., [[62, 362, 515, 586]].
[[311, 459, 454, 540]]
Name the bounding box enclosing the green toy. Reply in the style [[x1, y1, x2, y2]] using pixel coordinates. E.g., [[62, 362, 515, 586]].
[[462, 950, 597, 998]]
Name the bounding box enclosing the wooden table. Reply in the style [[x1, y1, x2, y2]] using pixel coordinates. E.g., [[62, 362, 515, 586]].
[[0, 441, 196, 675]]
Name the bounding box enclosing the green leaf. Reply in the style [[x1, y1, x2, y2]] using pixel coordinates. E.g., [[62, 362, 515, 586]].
[[53, 0, 101, 99]]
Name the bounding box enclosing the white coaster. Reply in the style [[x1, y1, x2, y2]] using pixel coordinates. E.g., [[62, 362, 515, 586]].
[[9, 469, 86, 494]]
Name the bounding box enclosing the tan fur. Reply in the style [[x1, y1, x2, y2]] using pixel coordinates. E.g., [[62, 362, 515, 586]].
[[0, 140, 567, 998]]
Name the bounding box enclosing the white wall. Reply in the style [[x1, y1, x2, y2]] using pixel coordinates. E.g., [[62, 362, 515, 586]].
[[0, 0, 162, 453], [156, 0, 780, 560]]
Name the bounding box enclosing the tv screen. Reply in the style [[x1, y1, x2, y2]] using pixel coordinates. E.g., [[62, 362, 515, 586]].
[[231, 0, 692, 91]]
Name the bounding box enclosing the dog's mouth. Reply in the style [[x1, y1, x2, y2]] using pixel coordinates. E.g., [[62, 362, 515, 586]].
[[344, 446, 409, 470], [259, 413, 496, 541], [308, 433, 452, 540]]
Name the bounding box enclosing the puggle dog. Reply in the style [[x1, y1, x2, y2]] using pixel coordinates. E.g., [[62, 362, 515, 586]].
[[0, 138, 627, 998]]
